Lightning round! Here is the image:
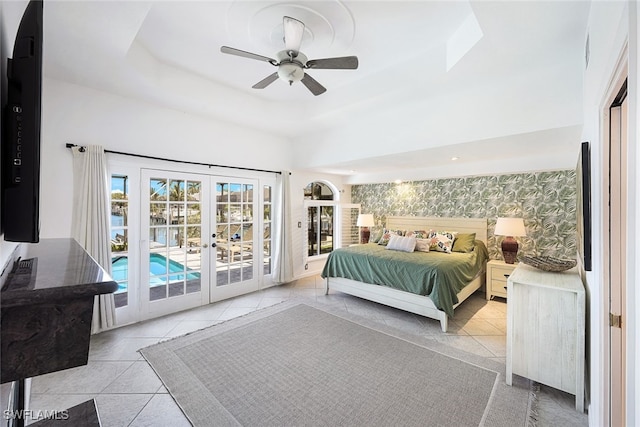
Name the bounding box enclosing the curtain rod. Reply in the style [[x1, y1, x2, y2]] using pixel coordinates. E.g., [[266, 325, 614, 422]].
[[65, 143, 283, 175]]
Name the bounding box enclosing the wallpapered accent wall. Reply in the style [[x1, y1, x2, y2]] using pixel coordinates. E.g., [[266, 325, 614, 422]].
[[351, 170, 577, 261]]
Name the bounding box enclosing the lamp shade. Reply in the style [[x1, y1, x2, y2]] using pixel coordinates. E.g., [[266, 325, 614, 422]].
[[494, 218, 526, 237], [356, 214, 375, 227]]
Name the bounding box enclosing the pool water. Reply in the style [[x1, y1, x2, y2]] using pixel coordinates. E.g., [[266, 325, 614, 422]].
[[112, 253, 200, 291]]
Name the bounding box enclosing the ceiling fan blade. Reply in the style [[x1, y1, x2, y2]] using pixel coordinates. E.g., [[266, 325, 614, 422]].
[[301, 73, 327, 96], [220, 46, 277, 65], [252, 73, 279, 89], [283, 16, 304, 55], [306, 56, 359, 70]]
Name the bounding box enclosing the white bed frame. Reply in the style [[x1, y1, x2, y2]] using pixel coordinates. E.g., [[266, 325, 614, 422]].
[[325, 217, 488, 332]]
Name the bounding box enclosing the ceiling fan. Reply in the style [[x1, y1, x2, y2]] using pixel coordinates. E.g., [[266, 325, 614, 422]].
[[220, 16, 358, 96]]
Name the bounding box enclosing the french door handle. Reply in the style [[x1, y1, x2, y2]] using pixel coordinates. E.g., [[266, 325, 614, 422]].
[[211, 243, 217, 248], [202, 244, 209, 248]]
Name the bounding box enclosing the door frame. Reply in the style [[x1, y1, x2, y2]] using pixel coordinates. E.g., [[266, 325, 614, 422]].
[[599, 46, 628, 427]]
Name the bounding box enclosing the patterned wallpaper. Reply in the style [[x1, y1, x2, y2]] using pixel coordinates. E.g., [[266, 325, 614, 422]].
[[351, 170, 577, 261]]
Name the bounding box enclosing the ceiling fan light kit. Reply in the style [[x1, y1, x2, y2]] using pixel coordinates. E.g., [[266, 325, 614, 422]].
[[221, 16, 358, 96]]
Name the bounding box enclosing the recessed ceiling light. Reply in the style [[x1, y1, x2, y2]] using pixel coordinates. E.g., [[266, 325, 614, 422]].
[[451, 156, 460, 161], [394, 179, 402, 184]]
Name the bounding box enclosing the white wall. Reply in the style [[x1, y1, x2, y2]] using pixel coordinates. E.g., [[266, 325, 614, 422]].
[[39, 78, 294, 238], [581, 1, 638, 425], [290, 59, 583, 172], [38, 78, 350, 281]]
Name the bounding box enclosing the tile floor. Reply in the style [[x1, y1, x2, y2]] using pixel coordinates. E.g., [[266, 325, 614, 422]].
[[2, 275, 587, 426]]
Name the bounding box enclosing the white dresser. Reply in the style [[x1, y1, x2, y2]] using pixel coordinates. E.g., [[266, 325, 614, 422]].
[[506, 263, 586, 412]]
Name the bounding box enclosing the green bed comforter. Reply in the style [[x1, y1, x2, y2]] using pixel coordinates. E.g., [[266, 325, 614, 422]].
[[321, 242, 489, 317]]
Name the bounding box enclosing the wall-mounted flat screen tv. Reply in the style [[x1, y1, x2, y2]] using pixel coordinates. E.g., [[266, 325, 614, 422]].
[[2, 0, 43, 243]]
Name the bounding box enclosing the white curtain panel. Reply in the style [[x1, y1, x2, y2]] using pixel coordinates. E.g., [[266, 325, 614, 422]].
[[71, 145, 116, 333], [273, 171, 294, 284]]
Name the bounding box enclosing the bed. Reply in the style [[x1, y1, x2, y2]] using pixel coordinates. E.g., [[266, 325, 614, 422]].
[[322, 217, 488, 332]]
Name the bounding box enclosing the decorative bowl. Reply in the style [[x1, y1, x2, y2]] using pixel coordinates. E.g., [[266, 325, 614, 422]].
[[520, 256, 577, 272]]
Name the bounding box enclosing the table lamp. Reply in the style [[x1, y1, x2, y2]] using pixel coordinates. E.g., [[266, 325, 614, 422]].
[[494, 217, 526, 264], [356, 214, 375, 244]]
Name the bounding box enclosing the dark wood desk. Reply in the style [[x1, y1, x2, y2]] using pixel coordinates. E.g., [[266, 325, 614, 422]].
[[1, 238, 117, 426]]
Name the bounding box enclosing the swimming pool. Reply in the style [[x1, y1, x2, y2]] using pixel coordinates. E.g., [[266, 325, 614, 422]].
[[112, 253, 200, 291]]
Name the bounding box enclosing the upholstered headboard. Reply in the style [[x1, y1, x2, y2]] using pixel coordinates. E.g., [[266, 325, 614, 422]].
[[385, 216, 488, 244]]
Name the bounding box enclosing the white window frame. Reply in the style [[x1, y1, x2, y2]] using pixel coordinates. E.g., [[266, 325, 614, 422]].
[[303, 180, 342, 262]]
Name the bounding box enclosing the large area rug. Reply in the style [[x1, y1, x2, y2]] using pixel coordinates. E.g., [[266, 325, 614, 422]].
[[140, 301, 532, 426]]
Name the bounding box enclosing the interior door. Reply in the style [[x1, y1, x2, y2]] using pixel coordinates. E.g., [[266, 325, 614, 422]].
[[211, 179, 260, 302], [608, 82, 627, 427], [140, 170, 210, 318]]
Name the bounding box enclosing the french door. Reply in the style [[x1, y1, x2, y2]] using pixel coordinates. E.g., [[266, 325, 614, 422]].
[[140, 170, 260, 318], [211, 179, 260, 301]]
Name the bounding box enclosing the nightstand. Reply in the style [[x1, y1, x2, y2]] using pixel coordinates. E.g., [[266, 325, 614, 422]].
[[486, 259, 517, 300]]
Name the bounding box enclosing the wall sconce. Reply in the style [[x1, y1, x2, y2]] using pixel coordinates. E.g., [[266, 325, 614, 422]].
[[494, 217, 526, 264], [356, 214, 375, 244]]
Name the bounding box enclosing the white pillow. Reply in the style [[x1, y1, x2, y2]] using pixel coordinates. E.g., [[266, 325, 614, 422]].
[[386, 235, 417, 252], [415, 238, 431, 252]]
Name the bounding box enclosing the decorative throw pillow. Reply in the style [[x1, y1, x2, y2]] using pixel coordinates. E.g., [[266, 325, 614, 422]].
[[368, 226, 384, 244], [414, 238, 431, 252], [406, 230, 429, 239], [452, 233, 476, 253], [378, 229, 404, 246], [427, 230, 458, 253], [386, 235, 417, 252]]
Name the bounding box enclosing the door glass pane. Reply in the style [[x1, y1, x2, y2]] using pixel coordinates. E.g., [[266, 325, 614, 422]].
[[217, 203, 229, 222], [217, 183, 228, 202], [148, 176, 203, 302], [150, 178, 167, 200], [242, 223, 252, 244], [230, 183, 242, 200], [216, 181, 254, 287], [187, 204, 201, 224], [230, 264, 242, 283], [263, 186, 271, 203], [150, 276, 168, 301], [169, 203, 185, 225], [243, 204, 253, 222], [307, 205, 334, 257], [168, 274, 185, 297], [169, 180, 185, 201], [244, 184, 253, 202], [187, 181, 201, 201], [111, 174, 129, 308], [320, 206, 334, 254], [308, 206, 318, 256], [186, 225, 202, 294], [217, 224, 229, 241], [229, 204, 242, 222], [263, 185, 272, 275]]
